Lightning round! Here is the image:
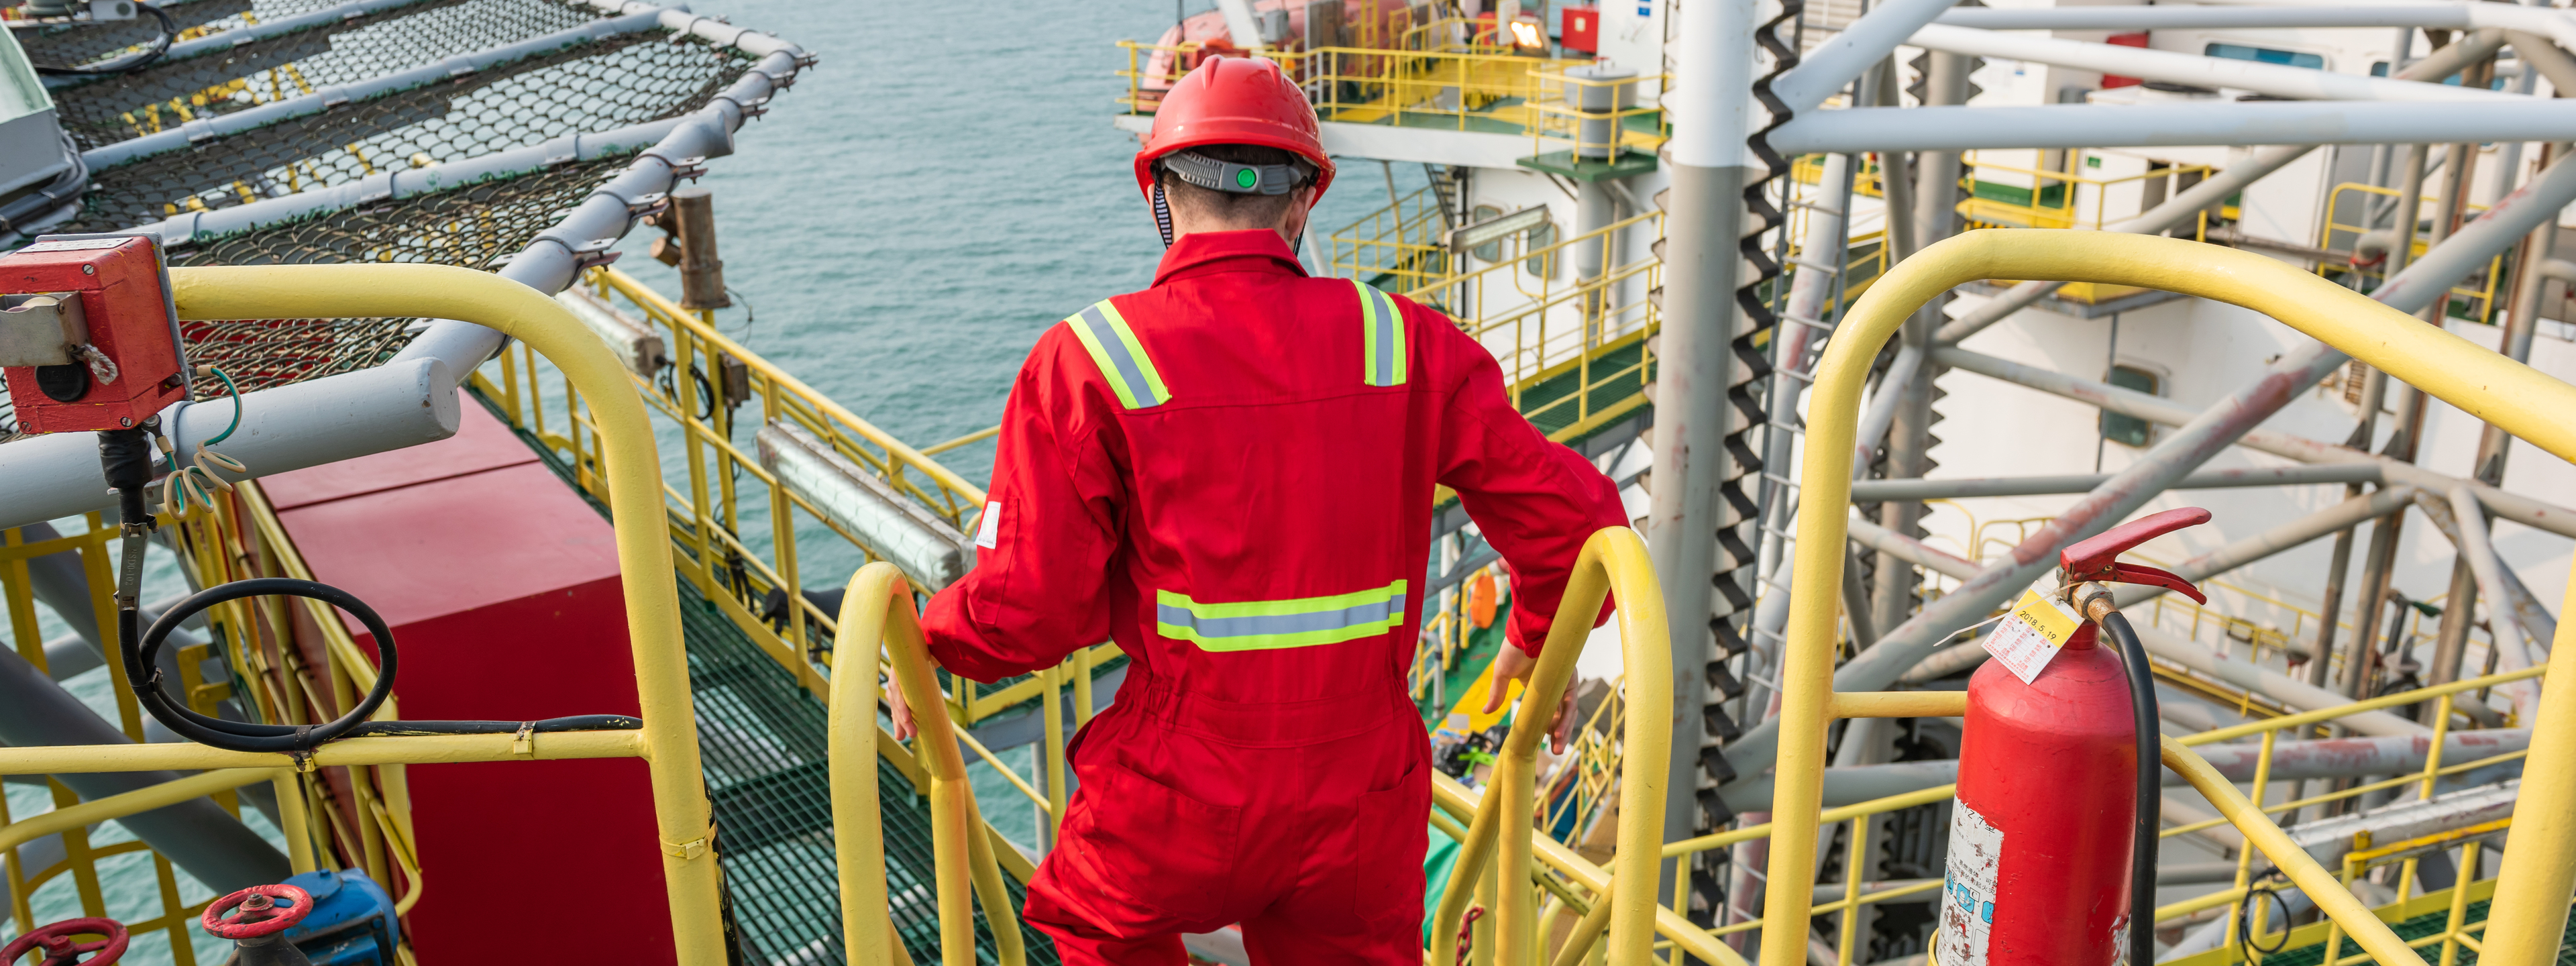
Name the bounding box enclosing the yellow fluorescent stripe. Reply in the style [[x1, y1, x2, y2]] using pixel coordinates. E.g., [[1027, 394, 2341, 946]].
[[1095, 301, 1171, 405], [1156, 580, 1408, 619], [1158, 619, 1401, 653], [1357, 279, 1383, 385], [1063, 313, 1143, 409]]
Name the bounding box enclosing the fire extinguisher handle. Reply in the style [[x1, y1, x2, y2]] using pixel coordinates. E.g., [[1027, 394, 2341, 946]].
[[2060, 506, 2212, 586]]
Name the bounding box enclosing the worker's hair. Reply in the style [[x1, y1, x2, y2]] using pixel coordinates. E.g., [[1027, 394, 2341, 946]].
[[1155, 144, 1313, 227]]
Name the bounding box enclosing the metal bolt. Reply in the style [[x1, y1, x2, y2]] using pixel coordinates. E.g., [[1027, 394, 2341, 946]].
[[82, 265, 95, 275], [118, 417, 132, 427]]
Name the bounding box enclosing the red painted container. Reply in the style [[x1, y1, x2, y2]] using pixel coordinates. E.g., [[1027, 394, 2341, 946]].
[[1939, 623, 2136, 966], [2102, 33, 2150, 89], [1561, 5, 1599, 53], [263, 404, 673, 964]]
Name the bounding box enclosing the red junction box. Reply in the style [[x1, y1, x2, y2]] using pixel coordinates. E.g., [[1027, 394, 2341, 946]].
[[2102, 32, 2150, 88], [0, 235, 188, 433], [262, 404, 674, 965], [1561, 5, 1599, 53]]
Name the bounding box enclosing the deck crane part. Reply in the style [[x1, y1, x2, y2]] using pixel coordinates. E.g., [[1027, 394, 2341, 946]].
[[1758, 228, 2576, 966]]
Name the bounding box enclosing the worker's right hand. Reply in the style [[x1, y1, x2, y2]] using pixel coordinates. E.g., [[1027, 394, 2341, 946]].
[[1481, 645, 1577, 755], [886, 672, 918, 741]]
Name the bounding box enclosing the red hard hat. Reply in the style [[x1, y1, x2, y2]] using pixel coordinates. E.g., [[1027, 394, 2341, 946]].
[[1134, 56, 1336, 201]]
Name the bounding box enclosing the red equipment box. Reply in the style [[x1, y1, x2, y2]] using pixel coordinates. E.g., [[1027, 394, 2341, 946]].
[[0, 234, 189, 433], [2101, 32, 2150, 88], [1562, 5, 1599, 53]]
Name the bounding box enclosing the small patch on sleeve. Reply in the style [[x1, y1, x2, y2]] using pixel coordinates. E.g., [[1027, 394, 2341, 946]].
[[975, 501, 1002, 549]]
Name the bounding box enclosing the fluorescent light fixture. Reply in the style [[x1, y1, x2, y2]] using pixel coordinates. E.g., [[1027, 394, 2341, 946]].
[[1446, 206, 1551, 253]]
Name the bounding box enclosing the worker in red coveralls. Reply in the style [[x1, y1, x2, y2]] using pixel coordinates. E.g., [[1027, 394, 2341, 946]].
[[897, 55, 1629, 965]]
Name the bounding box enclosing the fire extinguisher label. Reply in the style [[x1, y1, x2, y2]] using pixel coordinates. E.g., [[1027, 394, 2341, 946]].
[[1979, 583, 2084, 684], [1938, 800, 2004, 966]]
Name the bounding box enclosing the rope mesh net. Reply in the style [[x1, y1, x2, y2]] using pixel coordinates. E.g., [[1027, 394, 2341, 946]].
[[15, 0, 354, 68], [68, 30, 749, 227], [44, 0, 608, 150], [0, 0, 752, 439]]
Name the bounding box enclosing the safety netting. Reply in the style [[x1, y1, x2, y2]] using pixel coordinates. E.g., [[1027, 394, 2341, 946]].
[[13, 0, 353, 69], [0, 0, 754, 440]]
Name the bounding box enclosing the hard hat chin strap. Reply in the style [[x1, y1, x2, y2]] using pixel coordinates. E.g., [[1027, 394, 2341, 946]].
[[1152, 183, 1175, 249]]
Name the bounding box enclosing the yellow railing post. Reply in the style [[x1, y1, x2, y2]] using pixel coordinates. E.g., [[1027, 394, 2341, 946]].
[[1430, 527, 1672, 966], [169, 264, 728, 963], [835, 561, 1028, 966], [1758, 229, 2576, 966], [829, 566, 900, 966]]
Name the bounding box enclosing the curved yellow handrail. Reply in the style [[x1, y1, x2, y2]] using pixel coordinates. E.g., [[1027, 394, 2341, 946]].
[[1430, 527, 1674, 966], [1761, 229, 2576, 966], [170, 264, 726, 962], [828, 562, 1026, 966]]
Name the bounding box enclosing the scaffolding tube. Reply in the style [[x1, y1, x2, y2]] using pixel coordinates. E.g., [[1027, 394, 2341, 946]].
[[1908, 25, 2520, 103], [1768, 0, 1970, 113], [1770, 98, 2576, 153], [1847, 464, 2380, 501], [2110, 484, 2420, 608]]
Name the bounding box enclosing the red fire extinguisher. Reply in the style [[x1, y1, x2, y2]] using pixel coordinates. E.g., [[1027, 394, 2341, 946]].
[[1940, 507, 2212, 966]]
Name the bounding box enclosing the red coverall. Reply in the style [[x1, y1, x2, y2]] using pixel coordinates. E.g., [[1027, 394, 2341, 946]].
[[922, 229, 1627, 964]]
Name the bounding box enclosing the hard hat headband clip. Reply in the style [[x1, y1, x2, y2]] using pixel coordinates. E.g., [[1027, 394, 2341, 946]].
[[1159, 150, 1305, 196]]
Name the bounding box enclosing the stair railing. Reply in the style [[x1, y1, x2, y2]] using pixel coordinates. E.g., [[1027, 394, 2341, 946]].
[[1762, 229, 2576, 966], [1429, 525, 1674, 966], [830, 562, 1028, 966]]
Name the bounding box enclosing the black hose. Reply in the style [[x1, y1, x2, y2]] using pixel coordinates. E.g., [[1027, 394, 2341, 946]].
[[2238, 878, 2292, 955], [31, 2, 179, 76], [2098, 610, 2160, 966]]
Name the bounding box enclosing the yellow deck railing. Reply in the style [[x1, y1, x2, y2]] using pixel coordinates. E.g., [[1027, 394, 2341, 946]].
[[1761, 229, 2576, 966], [2318, 182, 2508, 323], [828, 526, 1674, 966], [1116, 35, 1666, 156]]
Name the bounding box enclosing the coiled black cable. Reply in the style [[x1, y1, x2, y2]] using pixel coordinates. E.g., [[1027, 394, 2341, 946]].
[[31, 3, 180, 76], [2097, 609, 2161, 966], [2238, 877, 2292, 955], [102, 430, 640, 753]]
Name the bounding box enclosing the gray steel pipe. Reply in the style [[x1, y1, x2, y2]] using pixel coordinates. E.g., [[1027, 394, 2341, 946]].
[[1908, 25, 2518, 103], [1768, 0, 1966, 114], [0, 649, 288, 892], [2416, 488, 2559, 649], [2110, 484, 2420, 608], [1770, 99, 2576, 154], [1929, 32, 2504, 345], [1849, 464, 2380, 502], [2135, 622, 2427, 735], [1932, 346, 2576, 541], [1845, 517, 1978, 580]]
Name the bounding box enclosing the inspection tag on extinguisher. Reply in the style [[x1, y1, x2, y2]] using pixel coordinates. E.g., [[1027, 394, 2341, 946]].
[[1979, 577, 2084, 684]]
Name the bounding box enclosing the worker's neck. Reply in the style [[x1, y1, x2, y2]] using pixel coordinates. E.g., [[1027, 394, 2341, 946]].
[[1170, 221, 1298, 248]]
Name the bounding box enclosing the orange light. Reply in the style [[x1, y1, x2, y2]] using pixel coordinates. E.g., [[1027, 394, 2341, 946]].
[[1508, 19, 1544, 48]]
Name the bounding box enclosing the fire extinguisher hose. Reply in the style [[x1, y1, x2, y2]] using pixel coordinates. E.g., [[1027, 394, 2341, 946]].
[[2097, 609, 2160, 966]]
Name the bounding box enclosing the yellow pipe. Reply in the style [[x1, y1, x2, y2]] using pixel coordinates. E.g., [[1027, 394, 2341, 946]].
[[873, 564, 1030, 966], [0, 768, 282, 854], [1433, 529, 1671, 966], [273, 771, 317, 875], [1828, 691, 1964, 719], [1760, 229, 2576, 966], [831, 564, 902, 966], [0, 729, 646, 775], [168, 264, 724, 963], [2161, 737, 2426, 966], [2483, 564, 2576, 960]]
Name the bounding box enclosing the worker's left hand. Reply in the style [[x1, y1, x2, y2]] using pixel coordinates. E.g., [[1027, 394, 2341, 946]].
[[1481, 645, 1577, 755], [885, 672, 917, 741]]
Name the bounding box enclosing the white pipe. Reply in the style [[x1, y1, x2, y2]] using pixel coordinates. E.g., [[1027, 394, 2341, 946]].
[[1212, 0, 1265, 50], [2448, 486, 2540, 716], [1937, 3, 2576, 52], [1771, 99, 2576, 153], [1907, 24, 2517, 103], [2190, 0, 2576, 52], [1770, 0, 1966, 113]]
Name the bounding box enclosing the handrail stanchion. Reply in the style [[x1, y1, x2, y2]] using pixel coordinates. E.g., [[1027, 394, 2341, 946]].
[[1756, 229, 2576, 966], [866, 564, 1028, 966], [1432, 527, 1672, 966], [829, 565, 903, 966]]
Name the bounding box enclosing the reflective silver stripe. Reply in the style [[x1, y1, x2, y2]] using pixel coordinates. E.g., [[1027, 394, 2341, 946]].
[[1156, 594, 1408, 640], [1355, 280, 1405, 386], [1075, 303, 1167, 408]]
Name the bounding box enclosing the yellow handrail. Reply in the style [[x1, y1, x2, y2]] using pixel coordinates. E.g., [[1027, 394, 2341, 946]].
[[0, 769, 284, 855], [1762, 229, 2576, 966], [160, 263, 727, 962], [1430, 526, 1672, 966], [829, 562, 1026, 966]]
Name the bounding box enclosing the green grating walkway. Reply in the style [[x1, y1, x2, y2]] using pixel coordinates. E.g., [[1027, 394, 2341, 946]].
[[2255, 899, 2576, 966], [484, 390, 1053, 965], [1513, 337, 1652, 439]]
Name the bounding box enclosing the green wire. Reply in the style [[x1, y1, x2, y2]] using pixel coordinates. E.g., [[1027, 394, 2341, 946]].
[[203, 366, 241, 446]]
